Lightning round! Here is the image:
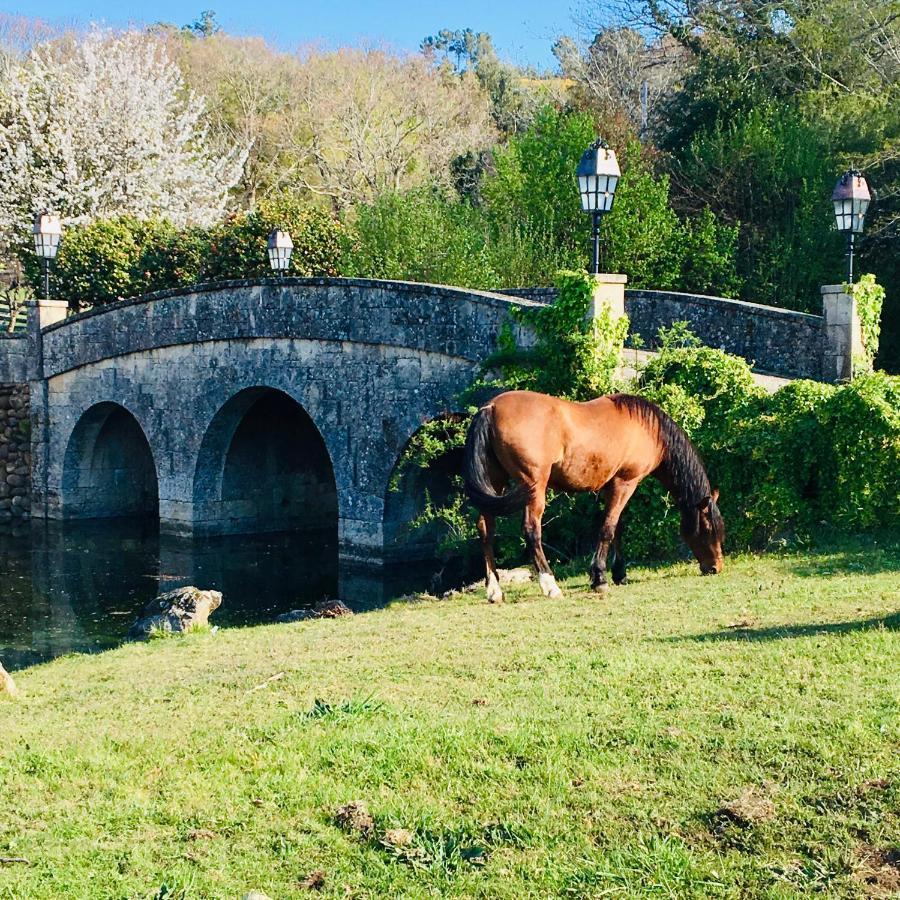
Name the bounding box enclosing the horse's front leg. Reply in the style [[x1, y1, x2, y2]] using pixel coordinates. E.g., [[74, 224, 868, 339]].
[[523, 493, 562, 598], [477, 513, 503, 603], [610, 518, 628, 585], [591, 478, 638, 593]]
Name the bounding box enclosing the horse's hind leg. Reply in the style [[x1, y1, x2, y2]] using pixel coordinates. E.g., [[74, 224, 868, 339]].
[[592, 478, 638, 593], [524, 493, 562, 599], [477, 513, 503, 603], [610, 519, 628, 586]]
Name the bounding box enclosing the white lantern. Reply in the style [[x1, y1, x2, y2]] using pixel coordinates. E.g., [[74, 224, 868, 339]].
[[832, 170, 871, 235], [267, 229, 293, 272], [33, 211, 62, 260], [576, 142, 621, 214]]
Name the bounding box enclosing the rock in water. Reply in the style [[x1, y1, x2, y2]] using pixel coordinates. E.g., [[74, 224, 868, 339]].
[[128, 586, 222, 640], [0, 661, 17, 698]]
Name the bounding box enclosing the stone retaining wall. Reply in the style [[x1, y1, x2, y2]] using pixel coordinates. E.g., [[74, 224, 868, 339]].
[[0, 334, 29, 383], [499, 287, 825, 380], [0, 383, 29, 522], [626, 290, 823, 380]]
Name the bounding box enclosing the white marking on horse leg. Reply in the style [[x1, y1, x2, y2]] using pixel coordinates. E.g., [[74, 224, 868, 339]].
[[486, 572, 503, 604], [539, 572, 563, 598]]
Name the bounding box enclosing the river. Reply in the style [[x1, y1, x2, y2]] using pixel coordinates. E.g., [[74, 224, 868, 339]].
[[0, 520, 451, 671]]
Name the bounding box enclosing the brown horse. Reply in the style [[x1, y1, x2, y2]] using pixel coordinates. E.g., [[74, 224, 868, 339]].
[[463, 390, 724, 602]]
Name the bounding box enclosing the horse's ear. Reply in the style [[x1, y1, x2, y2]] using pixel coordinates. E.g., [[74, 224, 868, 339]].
[[711, 488, 720, 504], [696, 495, 712, 511]]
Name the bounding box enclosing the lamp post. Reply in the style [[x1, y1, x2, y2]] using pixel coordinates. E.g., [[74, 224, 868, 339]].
[[831, 169, 871, 284], [267, 228, 293, 276], [32, 211, 62, 299], [576, 139, 620, 275]]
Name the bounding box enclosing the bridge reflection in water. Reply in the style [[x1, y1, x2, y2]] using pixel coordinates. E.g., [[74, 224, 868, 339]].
[[0, 519, 464, 671]]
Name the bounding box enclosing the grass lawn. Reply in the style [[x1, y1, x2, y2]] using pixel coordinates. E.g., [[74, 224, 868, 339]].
[[1, 536, 898, 899]]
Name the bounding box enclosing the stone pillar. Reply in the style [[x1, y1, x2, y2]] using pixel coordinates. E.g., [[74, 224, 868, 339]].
[[588, 273, 628, 322], [27, 299, 68, 519], [0, 384, 31, 523], [821, 284, 863, 383]]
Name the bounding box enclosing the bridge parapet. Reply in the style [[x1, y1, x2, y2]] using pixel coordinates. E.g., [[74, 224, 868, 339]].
[[38, 277, 538, 379], [0, 333, 29, 383], [499, 287, 826, 381]]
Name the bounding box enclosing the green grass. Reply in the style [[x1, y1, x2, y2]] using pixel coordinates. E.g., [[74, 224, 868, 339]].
[[1, 537, 899, 899]]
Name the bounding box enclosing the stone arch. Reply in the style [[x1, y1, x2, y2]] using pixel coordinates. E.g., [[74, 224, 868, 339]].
[[61, 402, 159, 519], [382, 415, 466, 564], [192, 386, 338, 537]]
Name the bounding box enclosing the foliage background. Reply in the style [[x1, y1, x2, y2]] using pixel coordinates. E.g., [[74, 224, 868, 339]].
[[4, 9, 894, 369]]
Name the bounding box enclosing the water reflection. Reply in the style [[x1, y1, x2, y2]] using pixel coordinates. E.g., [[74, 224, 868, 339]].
[[0, 520, 475, 671]]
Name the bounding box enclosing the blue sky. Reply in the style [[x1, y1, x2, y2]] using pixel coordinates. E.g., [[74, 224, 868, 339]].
[[9, 1, 581, 69]]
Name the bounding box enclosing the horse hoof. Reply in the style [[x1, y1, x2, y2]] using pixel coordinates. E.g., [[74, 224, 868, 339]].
[[487, 588, 504, 604], [539, 573, 563, 598], [613, 577, 628, 586], [591, 582, 610, 595]]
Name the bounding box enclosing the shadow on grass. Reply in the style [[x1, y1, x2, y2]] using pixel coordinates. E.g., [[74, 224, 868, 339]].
[[671, 611, 900, 643], [781, 550, 900, 578]]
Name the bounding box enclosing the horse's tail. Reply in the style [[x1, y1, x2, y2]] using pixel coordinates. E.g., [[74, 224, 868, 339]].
[[463, 405, 528, 516]]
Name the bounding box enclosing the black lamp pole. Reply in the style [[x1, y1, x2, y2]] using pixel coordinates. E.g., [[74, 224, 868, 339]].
[[591, 211, 601, 275], [846, 232, 855, 284]]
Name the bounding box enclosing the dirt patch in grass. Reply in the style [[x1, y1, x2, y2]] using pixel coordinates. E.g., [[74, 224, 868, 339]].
[[334, 801, 374, 837], [718, 786, 776, 827], [299, 870, 326, 891], [853, 845, 900, 897]]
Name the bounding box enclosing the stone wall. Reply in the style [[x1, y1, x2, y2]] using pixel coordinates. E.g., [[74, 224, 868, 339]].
[[626, 290, 823, 380], [0, 383, 29, 522], [499, 287, 825, 380], [0, 333, 29, 383]]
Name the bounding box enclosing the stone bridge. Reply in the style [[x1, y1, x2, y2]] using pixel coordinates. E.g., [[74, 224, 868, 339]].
[[11, 279, 540, 588], [0, 276, 856, 594]]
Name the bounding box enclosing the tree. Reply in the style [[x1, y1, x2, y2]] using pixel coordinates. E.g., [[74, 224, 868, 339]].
[[171, 32, 303, 207], [583, 0, 900, 364], [285, 48, 495, 210], [183, 10, 220, 38], [422, 28, 558, 134], [0, 29, 247, 244], [553, 28, 685, 134]]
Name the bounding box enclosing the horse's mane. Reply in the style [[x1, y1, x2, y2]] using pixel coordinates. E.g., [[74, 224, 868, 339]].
[[609, 394, 723, 538]]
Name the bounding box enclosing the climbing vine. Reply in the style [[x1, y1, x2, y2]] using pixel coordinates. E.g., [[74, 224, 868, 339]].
[[848, 273, 885, 371]]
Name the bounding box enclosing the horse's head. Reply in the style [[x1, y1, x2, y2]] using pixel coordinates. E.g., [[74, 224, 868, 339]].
[[681, 488, 724, 575]]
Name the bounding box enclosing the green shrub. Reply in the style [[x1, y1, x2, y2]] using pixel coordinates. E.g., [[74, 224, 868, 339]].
[[638, 342, 764, 442], [713, 380, 836, 546], [677, 208, 742, 297], [818, 372, 900, 529], [52, 219, 142, 309], [207, 197, 344, 281], [131, 220, 208, 294], [847, 274, 886, 372], [342, 188, 497, 288], [37, 197, 344, 309]]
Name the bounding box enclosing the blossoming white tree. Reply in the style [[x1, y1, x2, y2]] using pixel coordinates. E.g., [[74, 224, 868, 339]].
[[0, 29, 247, 242]]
